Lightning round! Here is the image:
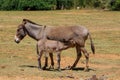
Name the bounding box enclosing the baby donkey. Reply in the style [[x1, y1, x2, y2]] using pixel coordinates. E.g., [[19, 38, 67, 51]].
[[36, 39, 75, 71]]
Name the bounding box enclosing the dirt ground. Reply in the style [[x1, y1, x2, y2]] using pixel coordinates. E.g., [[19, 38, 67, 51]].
[[0, 54, 120, 80]]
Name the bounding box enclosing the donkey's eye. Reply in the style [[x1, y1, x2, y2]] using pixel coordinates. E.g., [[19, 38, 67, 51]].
[[17, 29, 19, 31], [17, 28, 22, 31]]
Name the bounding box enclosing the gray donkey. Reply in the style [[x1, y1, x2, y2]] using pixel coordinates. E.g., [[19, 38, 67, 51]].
[[14, 19, 95, 71]]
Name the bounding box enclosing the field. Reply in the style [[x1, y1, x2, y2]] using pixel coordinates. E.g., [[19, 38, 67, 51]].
[[0, 10, 120, 80]]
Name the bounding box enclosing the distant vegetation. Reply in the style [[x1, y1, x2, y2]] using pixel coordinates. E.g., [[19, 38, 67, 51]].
[[0, 0, 120, 11]]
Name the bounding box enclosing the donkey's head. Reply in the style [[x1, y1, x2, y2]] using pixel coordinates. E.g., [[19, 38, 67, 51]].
[[14, 20, 27, 43]]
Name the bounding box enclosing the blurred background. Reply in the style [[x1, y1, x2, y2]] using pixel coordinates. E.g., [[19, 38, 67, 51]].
[[0, 0, 119, 11]]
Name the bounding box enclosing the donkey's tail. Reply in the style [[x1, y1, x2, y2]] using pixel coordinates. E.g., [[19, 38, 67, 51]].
[[88, 33, 95, 54]]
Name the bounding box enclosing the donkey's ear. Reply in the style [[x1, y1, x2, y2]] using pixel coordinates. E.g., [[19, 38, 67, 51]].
[[22, 19, 27, 24], [44, 25, 46, 28]]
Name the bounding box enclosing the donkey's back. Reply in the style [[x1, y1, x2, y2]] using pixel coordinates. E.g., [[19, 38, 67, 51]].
[[45, 25, 89, 43]]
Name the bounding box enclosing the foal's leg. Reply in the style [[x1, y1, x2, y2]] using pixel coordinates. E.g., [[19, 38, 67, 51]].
[[36, 44, 43, 70], [81, 47, 89, 71], [49, 53, 54, 69], [43, 56, 48, 70], [70, 45, 82, 69], [38, 51, 43, 70], [43, 52, 54, 70], [56, 52, 61, 71]]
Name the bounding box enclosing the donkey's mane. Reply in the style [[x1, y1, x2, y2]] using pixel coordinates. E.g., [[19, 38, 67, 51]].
[[23, 19, 42, 26]]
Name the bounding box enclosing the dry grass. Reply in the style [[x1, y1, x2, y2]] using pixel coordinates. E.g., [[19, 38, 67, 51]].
[[0, 10, 120, 80]]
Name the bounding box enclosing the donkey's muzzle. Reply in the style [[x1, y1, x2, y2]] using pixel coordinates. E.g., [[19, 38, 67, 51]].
[[14, 35, 20, 44], [14, 39, 20, 43]]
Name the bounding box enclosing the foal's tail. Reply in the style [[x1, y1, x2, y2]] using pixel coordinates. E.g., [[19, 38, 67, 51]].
[[88, 33, 95, 54]]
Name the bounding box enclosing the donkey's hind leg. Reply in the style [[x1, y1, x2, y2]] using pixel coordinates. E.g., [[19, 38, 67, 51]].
[[81, 47, 89, 72], [70, 45, 82, 69]]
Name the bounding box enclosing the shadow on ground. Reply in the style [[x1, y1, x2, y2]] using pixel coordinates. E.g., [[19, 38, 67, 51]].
[[19, 65, 96, 71]]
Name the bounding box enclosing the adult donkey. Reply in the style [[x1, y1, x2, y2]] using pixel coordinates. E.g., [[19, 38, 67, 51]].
[[14, 19, 95, 71]]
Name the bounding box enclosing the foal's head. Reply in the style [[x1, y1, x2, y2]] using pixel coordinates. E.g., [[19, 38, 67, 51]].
[[14, 20, 27, 43]]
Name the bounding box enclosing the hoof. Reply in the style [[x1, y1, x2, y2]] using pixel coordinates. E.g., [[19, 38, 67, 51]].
[[49, 65, 54, 70], [58, 68, 61, 71], [55, 68, 61, 71], [38, 68, 43, 71], [84, 68, 89, 72], [65, 65, 73, 70], [42, 66, 47, 70], [56, 67, 61, 71]]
